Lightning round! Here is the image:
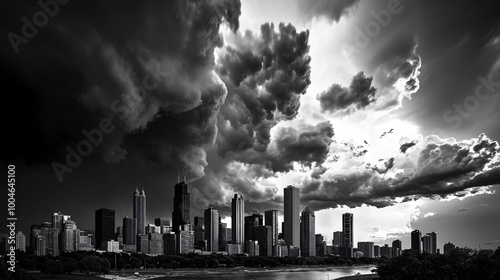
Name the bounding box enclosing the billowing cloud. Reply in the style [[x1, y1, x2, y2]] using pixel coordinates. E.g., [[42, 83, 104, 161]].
[[1, 0, 241, 179], [216, 22, 311, 157], [267, 121, 334, 172], [372, 38, 422, 111], [317, 71, 377, 113], [300, 133, 500, 211]]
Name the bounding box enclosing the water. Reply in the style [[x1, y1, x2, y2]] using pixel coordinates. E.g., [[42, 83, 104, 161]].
[[150, 266, 376, 280]]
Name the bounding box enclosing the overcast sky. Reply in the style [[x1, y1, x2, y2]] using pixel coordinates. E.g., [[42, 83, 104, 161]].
[[1, 0, 500, 251]]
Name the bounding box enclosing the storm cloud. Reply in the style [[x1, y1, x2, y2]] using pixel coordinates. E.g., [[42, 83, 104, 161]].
[[1, 0, 241, 179], [300, 134, 500, 211], [318, 71, 377, 113]]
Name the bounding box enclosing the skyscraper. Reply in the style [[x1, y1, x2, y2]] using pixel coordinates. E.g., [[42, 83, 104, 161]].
[[264, 209, 278, 256], [95, 208, 115, 250], [133, 188, 146, 235], [300, 206, 316, 257], [123, 216, 137, 246], [284, 185, 300, 247], [172, 182, 190, 233], [253, 225, 273, 257], [15, 231, 26, 252], [62, 220, 79, 252], [411, 230, 421, 252], [422, 232, 437, 254], [333, 231, 344, 246], [392, 239, 402, 257], [357, 242, 374, 258], [219, 217, 227, 251], [204, 207, 219, 252], [342, 213, 353, 247], [231, 194, 244, 245], [244, 214, 263, 252]]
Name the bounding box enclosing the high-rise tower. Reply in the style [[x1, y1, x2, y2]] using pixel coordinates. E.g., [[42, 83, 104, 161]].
[[231, 194, 244, 245], [411, 230, 422, 252], [95, 208, 115, 249], [264, 209, 278, 256], [172, 182, 190, 233], [342, 213, 353, 247], [300, 206, 316, 257], [204, 207, 219, 252], [133, 188, 146, 235], [284, 185, 300, 247]]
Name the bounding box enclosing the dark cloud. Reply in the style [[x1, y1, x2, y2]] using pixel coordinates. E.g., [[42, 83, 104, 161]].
[[296, 0, 359, 22], [268, 122, 334, 172], [317, 71, 377, 113], [458, 208, 468, 212], [380, 128, 394, 138], [1, 0, 241, 179], [300, 134, 500, 211], [216, 22, 311, 157], [400, 142, 417, 153], [371, 37, 421, 110]]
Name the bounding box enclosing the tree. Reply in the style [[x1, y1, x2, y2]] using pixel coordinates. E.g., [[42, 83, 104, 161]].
[[41, 260, 64, 277]]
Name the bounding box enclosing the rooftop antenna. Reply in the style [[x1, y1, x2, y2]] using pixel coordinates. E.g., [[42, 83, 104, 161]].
[[177, 170, 180, 183], [184, 173, 187, 183]]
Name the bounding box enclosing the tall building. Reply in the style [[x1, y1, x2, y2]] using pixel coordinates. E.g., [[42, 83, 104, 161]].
[[315, 234, 327, 256], [95, 208, 115, 250], [392, 239, 402, 257], [342, 213, 353, 248], [172, 182, 190, 233], [244, 214, 263, 252], [300, 206, 315, 257], [265, 210, 278, 256], [52, 212, 71, 233], [333, 231, 344, 246], [219, 217, 227, 251], [177, 224, 194, 254], [358, 242, 374, 258], [204, 207, 219, 252], [284, 185, 300, 247], [231, 194, 244, 245], [123, 216, 137, 246], [78, 230, 93, 251], [253, 225, 273, 257], [411, 230, 421, 252], [15, 231, 26, 252], [422, 232, 437, 254], [443, 242, 456, 255], [62, 220, 79, 252], [133, 188, 146, 235]]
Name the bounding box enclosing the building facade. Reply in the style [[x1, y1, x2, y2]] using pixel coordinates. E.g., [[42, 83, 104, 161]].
[[284, 185, 300, 247], [133, 188, 146, 235], [300, 206, 316, 257], [231, 194, 244, 246], [172, 182, 190, 233], [95, 208, 115, 250], [204, 207, 219, 252], [342, 213, 353, 248]]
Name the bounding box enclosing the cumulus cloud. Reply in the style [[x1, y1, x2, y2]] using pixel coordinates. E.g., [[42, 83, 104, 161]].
[[300, 134, 500, 211], [1, 0, 241, 179], [216, 22, 311, 157], [424, 211, 436, 218], [317, 71, 377, 113]]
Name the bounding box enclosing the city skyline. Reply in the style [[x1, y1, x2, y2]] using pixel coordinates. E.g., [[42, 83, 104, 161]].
[[13, 184, 481, 254], [2, 0, 500, 257]]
